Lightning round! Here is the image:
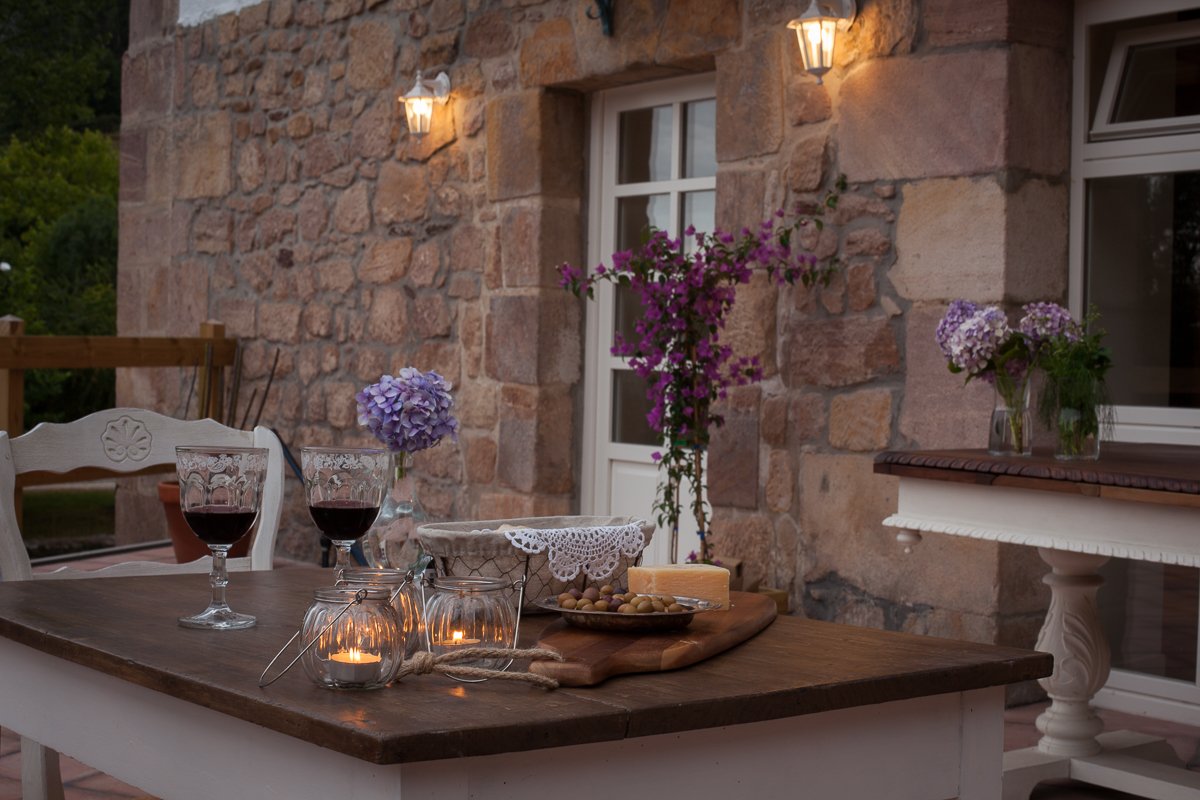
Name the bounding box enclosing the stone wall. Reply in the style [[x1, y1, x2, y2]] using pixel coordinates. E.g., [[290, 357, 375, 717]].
[[118, 0, 1071, 656]]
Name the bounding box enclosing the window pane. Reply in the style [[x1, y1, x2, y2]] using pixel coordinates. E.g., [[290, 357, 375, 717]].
[[618, 106, 672, 184], [682, 99, 716, 178], [1100, 559, 1198, 682], [1085, 171, 1200, 408], [611, 369, 659, 446], [1114, 38, 1200, 123]]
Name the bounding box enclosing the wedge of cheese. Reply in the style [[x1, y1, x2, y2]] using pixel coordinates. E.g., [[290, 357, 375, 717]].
[[627, 563, 730, 610]]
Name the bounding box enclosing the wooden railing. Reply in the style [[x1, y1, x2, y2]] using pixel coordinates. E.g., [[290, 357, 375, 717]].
[[0, 316, 237, 492]]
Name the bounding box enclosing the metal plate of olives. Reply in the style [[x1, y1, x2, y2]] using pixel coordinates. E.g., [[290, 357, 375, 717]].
[[538, 596, 719, 633]]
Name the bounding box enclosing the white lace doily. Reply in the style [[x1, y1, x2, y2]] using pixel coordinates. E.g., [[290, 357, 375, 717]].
[[501, 521, 648, 582]]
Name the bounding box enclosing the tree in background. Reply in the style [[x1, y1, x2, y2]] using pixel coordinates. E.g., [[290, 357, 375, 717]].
[[0, 0, 128, 140], [0, 0, 127, 426]]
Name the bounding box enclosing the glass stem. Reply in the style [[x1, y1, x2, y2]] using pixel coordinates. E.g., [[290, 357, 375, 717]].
[[209, 547, 230, 610], [333, 544, 353, 582]]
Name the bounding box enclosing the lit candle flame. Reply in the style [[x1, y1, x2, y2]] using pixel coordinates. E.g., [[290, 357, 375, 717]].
[[331, 647, 379, 664], [451, 630, 464, 644]]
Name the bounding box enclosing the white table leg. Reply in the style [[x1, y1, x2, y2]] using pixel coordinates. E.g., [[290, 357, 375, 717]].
[[1033, 547, 1111, 758]]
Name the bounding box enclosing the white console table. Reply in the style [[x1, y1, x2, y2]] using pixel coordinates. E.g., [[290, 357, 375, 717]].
[[876, 444, 1200, 800]]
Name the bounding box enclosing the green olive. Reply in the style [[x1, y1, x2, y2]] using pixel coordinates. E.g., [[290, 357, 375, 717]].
[[618, 603, 637, 614], [560, 597, 577, 610]]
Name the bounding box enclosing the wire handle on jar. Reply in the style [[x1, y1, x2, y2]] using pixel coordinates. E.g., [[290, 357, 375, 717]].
[[258, 588, 369, 688]]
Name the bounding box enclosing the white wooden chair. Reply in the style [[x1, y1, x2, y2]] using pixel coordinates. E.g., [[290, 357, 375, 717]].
[[0, 408, 286, 800]]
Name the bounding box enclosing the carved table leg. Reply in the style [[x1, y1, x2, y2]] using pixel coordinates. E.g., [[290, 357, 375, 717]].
[[1033, 547, 1111, 758]]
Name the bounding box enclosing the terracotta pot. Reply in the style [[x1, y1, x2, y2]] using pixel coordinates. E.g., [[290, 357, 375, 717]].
[[158, 480, 251, 563]]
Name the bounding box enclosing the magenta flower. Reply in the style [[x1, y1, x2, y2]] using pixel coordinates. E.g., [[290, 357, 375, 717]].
[[557, 187, 841, 563]]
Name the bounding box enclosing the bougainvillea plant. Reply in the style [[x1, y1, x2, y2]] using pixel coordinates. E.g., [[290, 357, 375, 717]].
[[559, 185, 841, 564]]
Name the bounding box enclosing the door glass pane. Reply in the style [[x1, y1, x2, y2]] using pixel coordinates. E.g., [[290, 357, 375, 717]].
[[1099, 559, 1198, 682], [611, 369, 658, 446], [618, 106, 672, 184], [1085, 171, 1200, 408], [682, 99, 716, 178], [617, 194, 670, 250], [1114, 38, 1200, 123], [682, 190, 715, 236], [615, 194, 669, 348]]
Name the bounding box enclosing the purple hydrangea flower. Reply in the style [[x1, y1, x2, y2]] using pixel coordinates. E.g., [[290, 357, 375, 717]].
[[355, 367, 459, 454], [935, 299, 978, 357], [947, 306, 1011, 375], [1019, 302, 1080, 343]]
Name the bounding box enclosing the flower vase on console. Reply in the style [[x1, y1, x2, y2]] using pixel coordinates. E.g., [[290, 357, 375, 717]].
[[988, 373, 1032, 457], [1034, 311, 1112, 462], [938, 301, 1104, 459]]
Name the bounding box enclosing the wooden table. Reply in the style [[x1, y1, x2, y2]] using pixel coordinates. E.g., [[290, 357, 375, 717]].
[[0, 569, 1048, 800], [876, 444, 1200, 800]]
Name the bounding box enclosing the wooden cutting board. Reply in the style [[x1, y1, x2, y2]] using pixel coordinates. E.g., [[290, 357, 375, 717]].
[[530, 591, 777, 686]]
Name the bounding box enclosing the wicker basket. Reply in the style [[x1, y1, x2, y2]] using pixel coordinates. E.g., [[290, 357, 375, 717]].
[[416, 516, 654, 612]]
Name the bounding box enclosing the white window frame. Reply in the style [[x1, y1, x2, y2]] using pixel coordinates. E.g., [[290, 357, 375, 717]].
[[582, 74, 716, 566], [1073, 0, 1200, 722], [1071, 0, 1200, 445], [1091, 18, 1200, 142]]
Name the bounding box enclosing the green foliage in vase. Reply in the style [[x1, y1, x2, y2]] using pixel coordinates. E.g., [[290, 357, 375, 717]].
[[1036, 311, 1114, 456]]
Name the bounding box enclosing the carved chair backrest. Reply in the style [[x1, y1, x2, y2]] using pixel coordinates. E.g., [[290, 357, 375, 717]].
[[0, 408, 285, 581]]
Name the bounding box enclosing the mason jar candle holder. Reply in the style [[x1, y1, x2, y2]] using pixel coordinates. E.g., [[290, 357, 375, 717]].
[[300, 586, 402, 690], [424, 576, 517, 673], [340, 567, 425, 659]]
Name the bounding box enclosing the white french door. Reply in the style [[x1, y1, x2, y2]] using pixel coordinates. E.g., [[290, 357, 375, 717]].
[[581, 75, 716, 566]]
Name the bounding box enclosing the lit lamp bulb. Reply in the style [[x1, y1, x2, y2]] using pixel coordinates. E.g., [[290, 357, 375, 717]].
[[787, 0, 856, 84], [400, 70, 451, 137]]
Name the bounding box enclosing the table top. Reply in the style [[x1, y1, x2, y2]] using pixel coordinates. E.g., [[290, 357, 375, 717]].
[[0, 569, 1051, 765], [875, 442, 1200, 507]]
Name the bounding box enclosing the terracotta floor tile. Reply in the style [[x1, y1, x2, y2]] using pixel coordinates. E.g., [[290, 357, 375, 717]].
[[69, 770, 155, 798]]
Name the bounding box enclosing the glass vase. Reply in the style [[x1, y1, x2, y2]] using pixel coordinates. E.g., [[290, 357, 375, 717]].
[[988, 378, 1032, 457], [363, 452, 428, 571], [1051, 376, 1105, 461]]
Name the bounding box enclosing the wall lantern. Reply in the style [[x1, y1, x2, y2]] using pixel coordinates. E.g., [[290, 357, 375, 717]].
[[787, 0, 856, 84], [400, 70, 451, 137]]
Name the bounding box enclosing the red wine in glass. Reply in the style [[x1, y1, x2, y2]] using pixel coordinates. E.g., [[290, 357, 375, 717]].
[[183, 505, 258, 546], [175, 445, 268, 631], [308, 499, 380, 542], [301, 446, 387, 580]]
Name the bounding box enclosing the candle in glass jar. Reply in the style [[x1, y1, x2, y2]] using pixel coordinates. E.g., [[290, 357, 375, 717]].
[[329, 648, 382, 684]]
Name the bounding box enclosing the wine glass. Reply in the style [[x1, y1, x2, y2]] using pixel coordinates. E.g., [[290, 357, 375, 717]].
[[301, 447, 388, 580], [175, 446, 268, 630]]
